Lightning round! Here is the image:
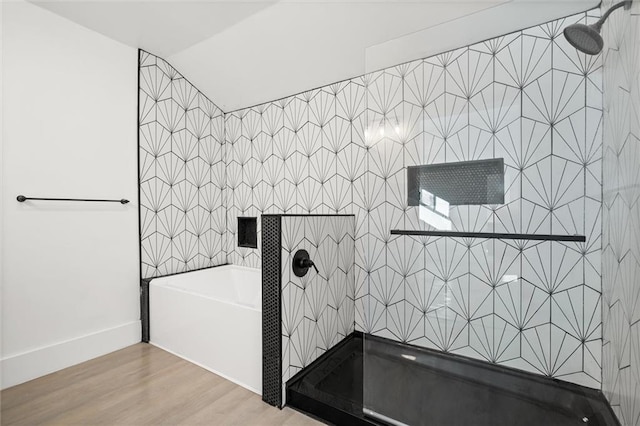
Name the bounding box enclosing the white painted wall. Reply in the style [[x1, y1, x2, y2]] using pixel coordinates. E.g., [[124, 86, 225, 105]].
[[1, 0, 140, 389], [168, 1, 506, 111], [365, 0, 601, 73], [26, 0, 601, 111], [168, 0, 599, 111], [0, 0, 5, 389]]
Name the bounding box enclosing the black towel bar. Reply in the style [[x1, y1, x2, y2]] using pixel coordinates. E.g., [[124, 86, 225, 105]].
[[16, 195, 129, 204]]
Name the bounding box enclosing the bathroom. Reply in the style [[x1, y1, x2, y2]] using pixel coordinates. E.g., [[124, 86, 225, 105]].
[[1, 0, 639, 424]]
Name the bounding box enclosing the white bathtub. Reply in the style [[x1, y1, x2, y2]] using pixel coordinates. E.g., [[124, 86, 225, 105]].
[[150, 265, 262, 394]]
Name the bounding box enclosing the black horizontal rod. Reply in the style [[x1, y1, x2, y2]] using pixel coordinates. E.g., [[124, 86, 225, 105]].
[[390, 230, 586, 242], [17, 195, 129, 205]]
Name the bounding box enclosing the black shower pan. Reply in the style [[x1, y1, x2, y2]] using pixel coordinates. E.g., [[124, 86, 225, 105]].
[[286, 332, 618, 426]]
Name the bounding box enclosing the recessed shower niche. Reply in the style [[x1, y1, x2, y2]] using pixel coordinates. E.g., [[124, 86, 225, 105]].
[[407, 158, 505, 207], [238, 217, 258, 249]]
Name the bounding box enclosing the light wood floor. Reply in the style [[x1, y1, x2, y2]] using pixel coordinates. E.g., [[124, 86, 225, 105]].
[[0, 344, 322, 426]]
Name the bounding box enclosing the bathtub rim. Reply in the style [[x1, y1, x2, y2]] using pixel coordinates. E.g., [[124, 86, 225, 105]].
[[151, 265, 262, 313], [140, 263, 261, 343]]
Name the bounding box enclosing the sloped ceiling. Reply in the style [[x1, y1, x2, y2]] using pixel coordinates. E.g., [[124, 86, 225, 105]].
[[31, 0, 599, 111]]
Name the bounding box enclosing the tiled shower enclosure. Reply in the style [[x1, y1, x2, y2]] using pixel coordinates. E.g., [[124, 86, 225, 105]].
[[140, 10, 604, 389], [224, 10, 603, 388]]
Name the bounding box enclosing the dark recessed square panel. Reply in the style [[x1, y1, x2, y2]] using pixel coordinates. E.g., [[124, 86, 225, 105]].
[[238, 217, 258, 248], [407, 158, 505, 206]]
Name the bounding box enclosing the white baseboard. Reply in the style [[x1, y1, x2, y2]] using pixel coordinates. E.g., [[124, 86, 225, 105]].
[[1, 320, 141, 390]]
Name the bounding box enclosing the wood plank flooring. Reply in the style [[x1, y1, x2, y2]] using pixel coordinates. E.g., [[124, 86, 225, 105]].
[[0, 344, 322, 425]]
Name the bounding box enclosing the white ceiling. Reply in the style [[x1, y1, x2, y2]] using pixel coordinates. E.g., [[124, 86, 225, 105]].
[[31, 0, 599, 111]]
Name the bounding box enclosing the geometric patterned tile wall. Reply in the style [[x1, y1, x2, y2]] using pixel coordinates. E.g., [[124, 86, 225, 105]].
[[139, 50, 227, 278], [280, 215, 355, 402], [601, 0, 640, 423], [225, 11, 604, 388]]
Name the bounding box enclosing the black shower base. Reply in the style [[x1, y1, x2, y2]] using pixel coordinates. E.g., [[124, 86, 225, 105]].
[[286, 332, 618, 426]]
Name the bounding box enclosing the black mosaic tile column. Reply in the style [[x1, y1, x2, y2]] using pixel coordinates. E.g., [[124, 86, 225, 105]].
[[262, 215, 282, 407], [140, 278, 151, 343]]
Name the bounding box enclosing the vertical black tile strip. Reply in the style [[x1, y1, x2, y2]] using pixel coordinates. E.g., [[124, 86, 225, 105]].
[[141, 278, 150, 343], [137, 49, 144, 341], [262, 215, 282, 407]]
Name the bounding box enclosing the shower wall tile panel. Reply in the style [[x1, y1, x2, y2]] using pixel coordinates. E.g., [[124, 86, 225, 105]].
[[226, 12, 603, 388], [139, 50, 227, 278], [601, 0, 640, 423], [280, 215, 356, 397]]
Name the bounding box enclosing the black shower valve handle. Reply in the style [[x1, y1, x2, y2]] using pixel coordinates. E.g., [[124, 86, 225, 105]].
[[292, 249, 319, 277], [302, 258, 319, 274]]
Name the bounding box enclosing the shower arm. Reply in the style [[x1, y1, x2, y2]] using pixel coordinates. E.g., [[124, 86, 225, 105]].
[[594, 0, 631, 31]]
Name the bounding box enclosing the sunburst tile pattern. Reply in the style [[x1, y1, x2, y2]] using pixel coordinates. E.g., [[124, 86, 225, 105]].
[[139, 12, 604, 390], [224, 11, 603, 388], [280, 215, 355, 401], [601, 0, 640, 423], [139, 51, 227, 278]]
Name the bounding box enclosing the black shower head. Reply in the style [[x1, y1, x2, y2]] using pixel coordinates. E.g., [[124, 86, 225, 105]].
[[563, 0, 632, 55], [564, 23, 604, 55]]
